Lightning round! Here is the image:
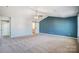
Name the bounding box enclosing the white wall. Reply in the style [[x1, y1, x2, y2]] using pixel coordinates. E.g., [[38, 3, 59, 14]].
[[0, 16, 33, 38], [11, 16, 33, 37], [0, 7, 35, 38]]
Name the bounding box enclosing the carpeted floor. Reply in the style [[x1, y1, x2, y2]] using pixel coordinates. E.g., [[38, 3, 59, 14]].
[[0, 33, 78, 53]]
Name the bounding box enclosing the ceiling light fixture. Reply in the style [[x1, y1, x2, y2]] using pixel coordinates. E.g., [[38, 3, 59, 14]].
[[33, 8, 43, 20]]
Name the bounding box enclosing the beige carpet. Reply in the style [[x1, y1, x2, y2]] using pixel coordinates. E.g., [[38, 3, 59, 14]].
[[0, 33, 77, 53]]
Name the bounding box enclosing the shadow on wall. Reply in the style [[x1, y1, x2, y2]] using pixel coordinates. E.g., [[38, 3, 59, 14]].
[[40, 16, 77, 38]]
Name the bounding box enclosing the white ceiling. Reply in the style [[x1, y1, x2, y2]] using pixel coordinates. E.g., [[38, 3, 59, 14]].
[[0, 6, 79, 18], [29, 6, 79, 17]]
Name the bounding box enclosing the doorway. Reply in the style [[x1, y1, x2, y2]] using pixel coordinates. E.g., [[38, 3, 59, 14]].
[[0, 16, 11, 39], [32, 21, 39, 35]]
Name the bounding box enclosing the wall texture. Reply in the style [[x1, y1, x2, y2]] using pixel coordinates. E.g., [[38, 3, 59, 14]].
[[40, 16, 77, 38]]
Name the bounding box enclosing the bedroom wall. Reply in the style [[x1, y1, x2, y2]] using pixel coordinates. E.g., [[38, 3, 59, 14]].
[[40, 16, 77, 38]]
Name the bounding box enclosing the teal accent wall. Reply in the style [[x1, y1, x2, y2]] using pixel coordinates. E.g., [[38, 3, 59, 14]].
[[40, 16, 77, 38], [78, 15, 79, 37]]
